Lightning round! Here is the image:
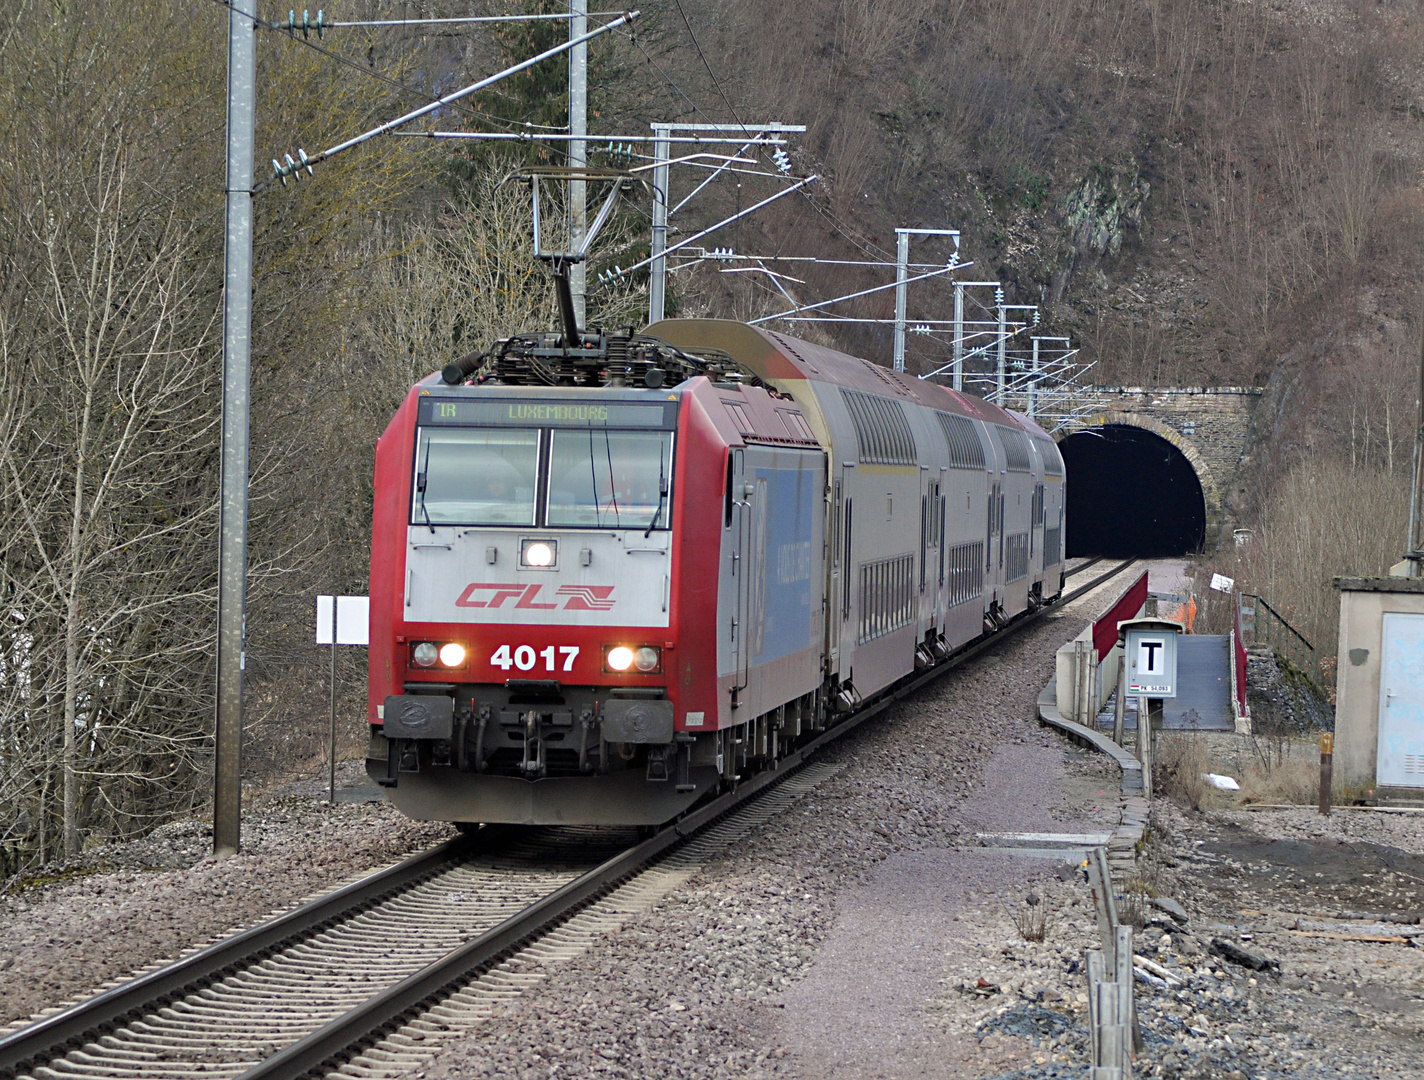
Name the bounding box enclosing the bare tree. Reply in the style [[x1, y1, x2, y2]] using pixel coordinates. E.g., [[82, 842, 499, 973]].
[[1, 137, 218, 859]]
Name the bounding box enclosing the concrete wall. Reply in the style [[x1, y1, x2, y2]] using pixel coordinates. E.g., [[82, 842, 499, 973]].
[[1055, 630, 1122, 726], [1334, 577, 1424, 800], [1074, 386, 1261, 551]]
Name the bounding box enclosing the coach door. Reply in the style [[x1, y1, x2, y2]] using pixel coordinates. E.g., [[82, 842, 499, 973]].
[[986, 480, 1002, 596], [919, 473, 941, 631], [827, 476, 843, 672]]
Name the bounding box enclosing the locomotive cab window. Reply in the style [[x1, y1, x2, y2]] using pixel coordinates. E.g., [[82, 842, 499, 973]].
[[546, 429, 673, 530], [413, 428, 539, 526], [411, 418, 673, 531]]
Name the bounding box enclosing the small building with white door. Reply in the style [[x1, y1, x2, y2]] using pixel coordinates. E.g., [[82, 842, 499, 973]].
[[1334, 577, 1424, 803]]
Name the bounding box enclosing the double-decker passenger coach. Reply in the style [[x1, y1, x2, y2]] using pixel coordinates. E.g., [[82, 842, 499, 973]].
[[368, 319, 1064, 826]]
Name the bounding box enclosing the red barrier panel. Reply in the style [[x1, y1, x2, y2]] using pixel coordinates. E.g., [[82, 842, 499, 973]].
[[1092, 571, 1149, 658]]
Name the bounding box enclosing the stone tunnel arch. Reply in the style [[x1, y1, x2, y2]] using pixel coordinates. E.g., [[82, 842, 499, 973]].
[[1056, 414, 1220, 557]]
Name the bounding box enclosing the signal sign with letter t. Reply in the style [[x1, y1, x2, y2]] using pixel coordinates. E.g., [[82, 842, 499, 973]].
[[1126, 628, 1178, 697]]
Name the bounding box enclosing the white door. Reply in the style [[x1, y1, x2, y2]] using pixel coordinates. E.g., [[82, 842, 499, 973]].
[[1378, 613, 1424, 788]]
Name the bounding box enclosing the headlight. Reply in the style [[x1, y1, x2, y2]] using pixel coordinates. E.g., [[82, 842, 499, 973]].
[[521, 539, 556, 567], [438, 642, 467, 668], [412, 642, 438, 667], [606, 645, 634, 671], [634, 646, 660, 672]]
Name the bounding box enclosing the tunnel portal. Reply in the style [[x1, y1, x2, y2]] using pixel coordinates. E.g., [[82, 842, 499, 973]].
[[1059, 424, 1206, 557]]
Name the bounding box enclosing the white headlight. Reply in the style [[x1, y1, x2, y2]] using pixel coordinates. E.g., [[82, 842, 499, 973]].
[[438, 642, 467, 668], [523, 540, 555, 567], [412, 642, 438, 667], [634, 646, 660, 672], [606, 645, 634, 671]]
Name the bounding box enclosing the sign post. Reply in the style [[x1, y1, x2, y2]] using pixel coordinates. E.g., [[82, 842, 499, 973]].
[[316, 595, 370, 803], [1120, 618, 1184, 797], [1319, 731, 1334, 816]]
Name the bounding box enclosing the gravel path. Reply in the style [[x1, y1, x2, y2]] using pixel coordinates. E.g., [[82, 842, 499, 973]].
[[0, 763, 453, 1030]]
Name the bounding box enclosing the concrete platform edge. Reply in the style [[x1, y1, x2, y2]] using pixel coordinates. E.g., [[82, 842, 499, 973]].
[[1037, 679, 1148, 885]]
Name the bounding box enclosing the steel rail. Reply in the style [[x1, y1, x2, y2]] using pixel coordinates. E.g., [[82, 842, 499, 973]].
[[0, 831, 510, 1079], [2, 557, 1131, 1080]]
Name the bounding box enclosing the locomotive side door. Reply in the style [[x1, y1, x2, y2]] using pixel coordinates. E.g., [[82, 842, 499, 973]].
[[731, 450, 754, 698]]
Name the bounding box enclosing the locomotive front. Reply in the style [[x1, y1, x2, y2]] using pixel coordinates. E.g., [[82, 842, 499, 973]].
[[367, 377, 725, 825]]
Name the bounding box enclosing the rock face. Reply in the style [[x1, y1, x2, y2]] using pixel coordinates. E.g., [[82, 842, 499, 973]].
[[1245, 646, 1332, 736], [1063, 161, 1150, 260]]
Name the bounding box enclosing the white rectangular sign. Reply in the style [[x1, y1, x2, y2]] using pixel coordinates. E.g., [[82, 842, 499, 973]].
[[1126, 628, 1178, 697], [1209, 573, 1235, 594], [316, 595, 370, 645]]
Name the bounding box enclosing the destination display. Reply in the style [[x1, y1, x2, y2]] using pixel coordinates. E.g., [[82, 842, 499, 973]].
[[419, 397, 677, 429]]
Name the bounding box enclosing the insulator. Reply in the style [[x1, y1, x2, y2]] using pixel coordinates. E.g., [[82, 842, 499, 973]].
[[316, 9, 324, 38], [287, 10, 296, 34], [995, 286, 1005, 306]]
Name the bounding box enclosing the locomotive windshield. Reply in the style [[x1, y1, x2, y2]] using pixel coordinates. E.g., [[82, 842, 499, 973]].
[[415, 428, 540, 526], [411, 424, 673, 530], [547, 429, 671, 530]]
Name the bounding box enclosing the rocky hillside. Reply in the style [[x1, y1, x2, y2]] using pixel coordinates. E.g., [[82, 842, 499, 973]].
[[642, 0, 1424, 478]]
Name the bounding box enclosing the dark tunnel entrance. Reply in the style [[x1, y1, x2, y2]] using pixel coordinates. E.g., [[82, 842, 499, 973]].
[[1058, 424, 1206, 557]]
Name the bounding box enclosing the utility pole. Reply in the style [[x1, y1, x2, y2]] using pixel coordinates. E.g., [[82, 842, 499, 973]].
[[568, 0, 587, 328], [648, 124, 672, 324], [893, 231, 909, 372], [995, 287, 1007, 405], [215, 0, 257, 858], [1030, 336, 1040, 419], [952, 283, 965, 391], [1408, 293, 1424, 576], [891, 228, 957, 374]]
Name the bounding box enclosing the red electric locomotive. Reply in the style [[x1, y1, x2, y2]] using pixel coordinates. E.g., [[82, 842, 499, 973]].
[[367, 318, 1064, 825]]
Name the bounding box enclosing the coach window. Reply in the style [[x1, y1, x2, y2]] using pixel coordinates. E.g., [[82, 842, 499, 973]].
[[413, 428, 538, 526], [546, 429, 674, 530]]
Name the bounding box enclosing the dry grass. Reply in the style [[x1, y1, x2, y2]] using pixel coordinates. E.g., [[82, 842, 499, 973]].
[[1011, 897, 1050, 942], [1192, 457, 1408, 667], [1154, 734, 1211, 811], [1238, 740, 1322, 806], [1118, 880, 1151, 930]]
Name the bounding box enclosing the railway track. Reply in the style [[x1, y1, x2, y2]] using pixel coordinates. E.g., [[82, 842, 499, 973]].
[[0, 557, 1134, 1080]]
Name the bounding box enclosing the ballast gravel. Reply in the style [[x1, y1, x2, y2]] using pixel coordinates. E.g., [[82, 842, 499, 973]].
[[0, 762, 453, 1030]]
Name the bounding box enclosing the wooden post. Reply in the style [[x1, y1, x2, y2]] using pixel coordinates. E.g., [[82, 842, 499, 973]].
[[1086, 847, 1120, 963], [1113, 648, 1126, 746], [1072, 641, 1081, 723], [1137, 696, 1153, 800], [1087, 949, 1105, 1067], [1118, 924, 1143, 1057], [1319, 732, 1334, 816]]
